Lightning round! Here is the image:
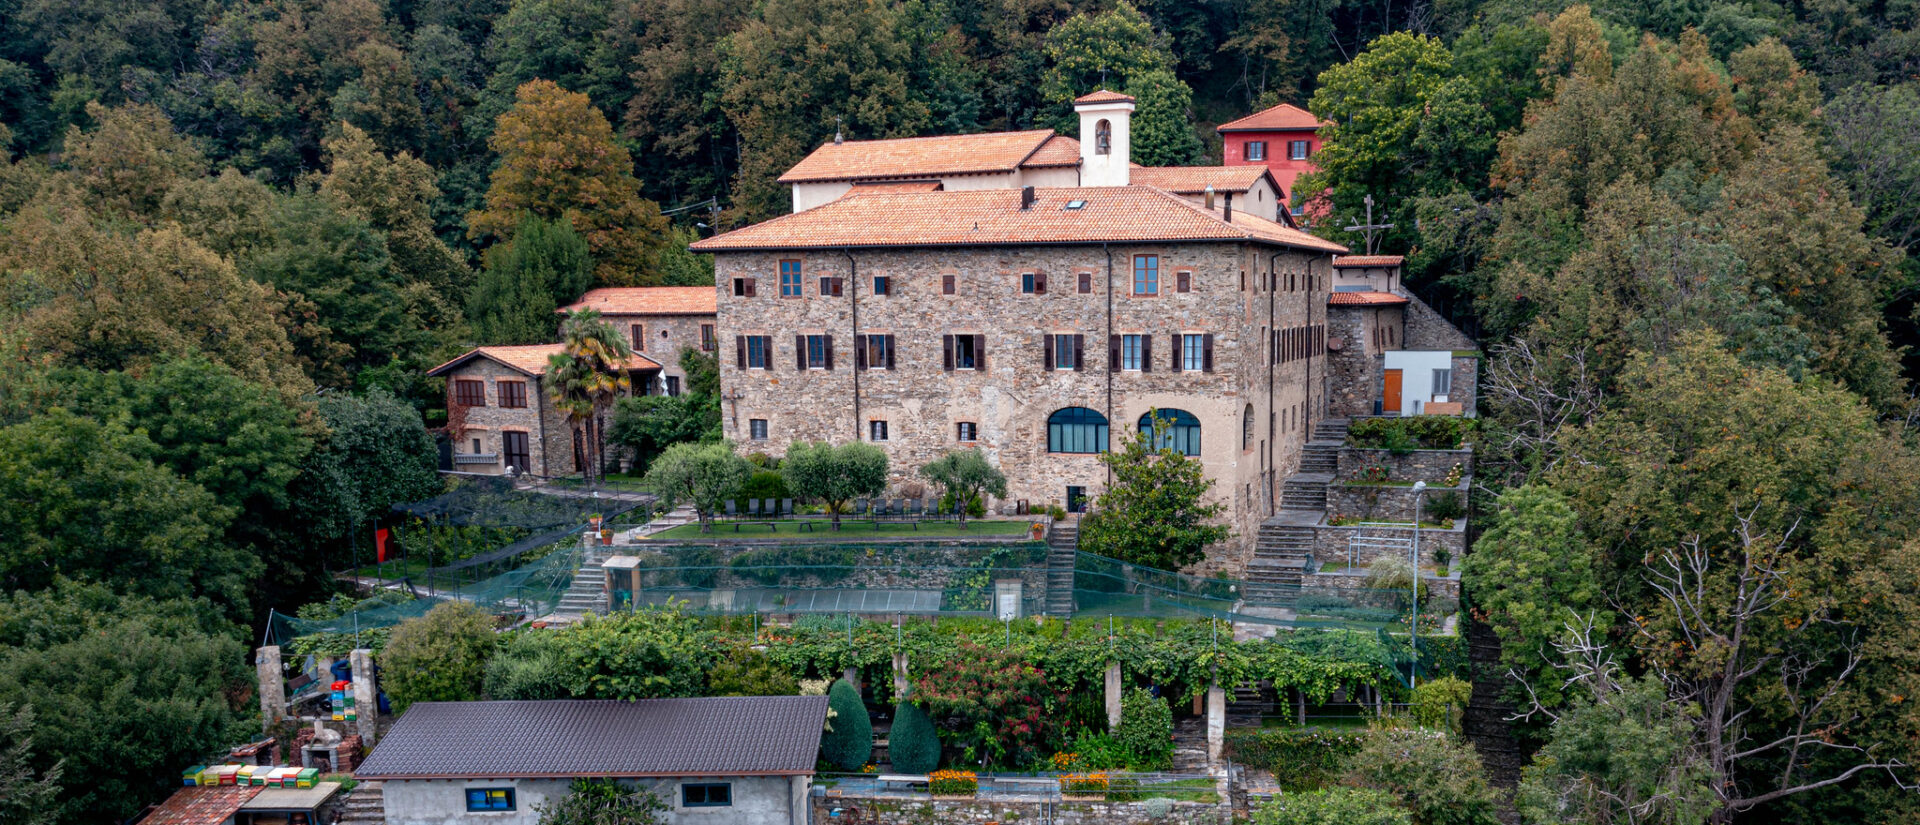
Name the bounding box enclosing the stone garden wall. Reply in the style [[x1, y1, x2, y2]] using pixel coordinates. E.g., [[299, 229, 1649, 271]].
[[1309, 521, 1464, 570], [1336, 447, 1472, 484], [625, 539, 1054, 609], [1326, 481, 1469, 523], [813, 796, 1221, 825]]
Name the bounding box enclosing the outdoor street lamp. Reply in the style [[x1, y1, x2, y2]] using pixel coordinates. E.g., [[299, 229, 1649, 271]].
[[1410, 480, 1427, 688]]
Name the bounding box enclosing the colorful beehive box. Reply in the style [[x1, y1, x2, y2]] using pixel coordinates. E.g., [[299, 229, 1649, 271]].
[[216, 765, 242, 785], [295, 768, 319, 789], [237, 765, 260, 785], [182, 765, 206, 786], [198, 766, 220, 786], [271, 767, 299, 787]]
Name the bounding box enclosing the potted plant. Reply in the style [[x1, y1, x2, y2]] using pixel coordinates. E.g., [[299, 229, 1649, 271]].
[[1030, 522, 1047, 541], [929, 769, 978, 800]]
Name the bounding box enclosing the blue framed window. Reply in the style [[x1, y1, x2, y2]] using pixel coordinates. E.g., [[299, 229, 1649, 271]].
[[1133, 255, 1159, 295], [805, 335, 827, 368], [683, 783, 732, 807], [1048, 407, 1109, 454], [746, 336, 769, 369], [1182, 335, 1206, 371], [1139, 409, 1202, 457], [1022, 273, 1036, 293], [779, 260, 803, 297], [466, 788, 515, 812], [1120, 335, 1143, 371]]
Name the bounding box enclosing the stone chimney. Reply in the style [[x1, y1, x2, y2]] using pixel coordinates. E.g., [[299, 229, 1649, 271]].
[[1074, 91, 1136, 187]]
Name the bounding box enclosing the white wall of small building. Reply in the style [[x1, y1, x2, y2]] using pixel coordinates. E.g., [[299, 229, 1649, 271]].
[[1382, 350, 1458, 417], [379, 775, 807, 825]]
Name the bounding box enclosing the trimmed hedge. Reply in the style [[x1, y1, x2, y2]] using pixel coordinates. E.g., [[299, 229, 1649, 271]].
[[821, 679, 872, 770], [889, 701, 940, 773], [1347, 417, 1475, 451], [1224, 728, 1366, 791]]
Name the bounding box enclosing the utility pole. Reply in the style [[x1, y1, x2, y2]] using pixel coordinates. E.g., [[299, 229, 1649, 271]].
[[1343, 194, 1396, 256]]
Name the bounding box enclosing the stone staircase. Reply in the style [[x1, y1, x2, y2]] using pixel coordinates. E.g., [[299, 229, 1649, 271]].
[[1301, 417, 1348, 475], [552, 544, 609, 618], [335, 780, 384, 825], [1044, 520, 1079, 617]]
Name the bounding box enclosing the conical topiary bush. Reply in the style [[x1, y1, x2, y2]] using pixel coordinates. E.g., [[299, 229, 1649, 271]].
[[821, 679, 872, 770], [888, 699, 940, 774]]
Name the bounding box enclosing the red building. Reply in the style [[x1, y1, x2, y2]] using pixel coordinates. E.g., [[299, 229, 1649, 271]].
[[1217, 103, 1328, 218]]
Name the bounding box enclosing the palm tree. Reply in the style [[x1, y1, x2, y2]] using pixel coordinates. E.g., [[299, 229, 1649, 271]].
[[547, 309, 633, 484]]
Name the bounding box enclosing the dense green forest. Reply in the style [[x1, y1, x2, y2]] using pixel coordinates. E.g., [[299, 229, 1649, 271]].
[[5, 0, 1920, 822]]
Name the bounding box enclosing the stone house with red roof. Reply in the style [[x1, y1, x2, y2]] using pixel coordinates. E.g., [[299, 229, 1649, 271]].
[[557, 286, 719, 396], [426, 344, 661, 477], [692, 93, 1476, 573]]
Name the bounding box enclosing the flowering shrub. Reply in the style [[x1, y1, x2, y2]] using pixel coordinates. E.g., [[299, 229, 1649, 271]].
[[913, 643, 1061, 767], [929, 770, 977, 796], [1062, 772, 1109, 797], [1360, 464, 1391, 483], [1050, 751, 1082, 771], [1441, 462, 1464, 488]]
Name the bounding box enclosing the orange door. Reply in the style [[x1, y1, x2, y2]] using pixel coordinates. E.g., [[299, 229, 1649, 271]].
[[1383, 369, 1403, 413]]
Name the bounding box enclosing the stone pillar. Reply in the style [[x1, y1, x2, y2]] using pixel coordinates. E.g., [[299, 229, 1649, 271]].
[[842, 666, 860, 692], [1104, 662, 1123, 731], [255, 645, 283, 731], [892, 652, 909, 701], [1206, 685, 1227, 767], [350, 649, 378, 745]]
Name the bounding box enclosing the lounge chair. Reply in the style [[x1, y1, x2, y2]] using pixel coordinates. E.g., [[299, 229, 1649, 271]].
[[780, 498, 795, 518], [723, 500, 738, 519]]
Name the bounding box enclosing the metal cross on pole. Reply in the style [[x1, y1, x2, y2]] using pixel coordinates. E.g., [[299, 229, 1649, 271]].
[[1343, 194, 1396, 256]]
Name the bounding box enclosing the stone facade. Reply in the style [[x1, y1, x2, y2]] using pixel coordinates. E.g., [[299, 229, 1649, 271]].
[[598, 311, 719, 395], [1301, 561, 1461, 605], [1335, 447, 1473, 485], [712, 243, 1338, 572], [441, 359, 565, 477], [813, 796, 1221, 825], [1325, 305, 1392, 418]]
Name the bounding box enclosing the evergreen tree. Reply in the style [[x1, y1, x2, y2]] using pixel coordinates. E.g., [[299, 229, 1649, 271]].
[[889, 699, 940, 774], [821, 679, 872, 771], [468, 214, 593, 344], [1079, 411, 1229, 571]]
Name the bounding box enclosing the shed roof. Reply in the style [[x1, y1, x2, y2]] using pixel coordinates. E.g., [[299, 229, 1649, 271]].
[[239, 783, 343, 811], [1332, 255, 1405, 267], [425, 345, 662, 378], [1128, 165, 1278, 195], [140, 785, 261, 825], [689, 186, 1346, 254], [1328, 291, 1409, 306], [354, 697, 831, 779]]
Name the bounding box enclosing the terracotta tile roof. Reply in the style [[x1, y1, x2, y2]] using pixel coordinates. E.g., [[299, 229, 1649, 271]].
[[142, 785, 262, 825], [1075, 89, 1136, 104], [1332, 255, 1405, 267], [689, 186, 1347, 254], [1328, 291, 1409, 306], [778, 130, 1055, 183], [1218, 102, 1326, 132], [558, 286, 717, 316], [426, 344, 662, 377], [845, 181, 943, 195], [1129, 165, 1276, 194], [1021, 135, 1081, 168], [355, 697, 831, 778]]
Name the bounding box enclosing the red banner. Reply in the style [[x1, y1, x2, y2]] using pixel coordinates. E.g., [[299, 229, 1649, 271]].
[[375, 528, 390, 563]]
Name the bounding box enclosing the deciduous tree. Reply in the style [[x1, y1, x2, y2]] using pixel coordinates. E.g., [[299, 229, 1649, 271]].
[[380, 601, 497, 713], [1080, 411, 1229, 571], [918, 449, 1007, 528], [782, 441, 888, 530], [641, 440, 752, 531]]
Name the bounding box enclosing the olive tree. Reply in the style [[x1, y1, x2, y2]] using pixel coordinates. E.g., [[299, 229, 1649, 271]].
[[641, 441, 752, 532], [918, 449, 1007, 527], [782, 441, 887, 530]]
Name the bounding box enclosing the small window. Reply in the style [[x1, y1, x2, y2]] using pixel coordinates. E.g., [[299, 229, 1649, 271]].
[[1133, 255, 1159, 296], [957, 421, 977, 442], [453, 379, 486, 407], [1022, 273, 1035, 294], [498, 381, 527, 409], [1120, 334, 1143, 371], [1052, 335, 1077, 370], [1246, 141, 1266, 161], [863, 334, 891, 370], [953, 335, 978, 370], [1095, 120, 1111, 155], [1243, 404, 1254, 450], [1289, 140, 1310, 160], [1078, 272, 1092, 293], [873, 275, 890, 295], [1176, 271, 1191, 293], [683, 783, 732, 808], [665, 376, 680, 396], [1433, 368, 1453, 398], [819, 276, 843, 296], [701, 324, 716, 351], [733, 277, 755, 297], [746, 336, 770, 369], [1065, 199, 1087, 210], [780, 260, 803, 297], [749, 419, 768, 441], [466, 788, 515, 812], [1181, 334, 1207, 372], [630, 323, 645, 351], [804, 334, 828, 369], [869, 420, 889, 442], [942, 274, 956, 295], [470, 437, 481, 453]]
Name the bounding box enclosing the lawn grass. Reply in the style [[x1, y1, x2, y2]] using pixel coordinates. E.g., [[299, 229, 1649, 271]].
[[1318, 561, 1444, 575], [648, 518, 1036, 541], [1112, 777, 1219, 803]]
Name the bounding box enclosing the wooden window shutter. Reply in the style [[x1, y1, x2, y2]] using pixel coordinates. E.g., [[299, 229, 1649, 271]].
[[943, 335, 954, 371], [832, 277, 844, 297], [886, 335, 897, 370], [1073, 335, 1085, 372], [1078, 272, 1092, 293], [1109, 335, 1121, 371], [1043, 334, 1055, 370], [1203, 333, 1214, 372], [973, 334, 985, 371], [942, 274, 955, 294], [1171, 334, 1183, 372], [795, 335, 806, 370], [1033, 272, 1047, 294], [823, 335, 834, 370], [736, 336, 746, 369], [744, 277, 757, 297], [855, 340, 867, 370], [1140, 335, 1152, 374], [1176, 271, 1190, 293]]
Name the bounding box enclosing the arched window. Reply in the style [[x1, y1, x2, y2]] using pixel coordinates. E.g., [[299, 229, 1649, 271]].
[[1095, 120, 1112, 155], [1048, 407, 1109, 454], [1242, 404, 1254, 450], [1139, 409, 1201, 457]]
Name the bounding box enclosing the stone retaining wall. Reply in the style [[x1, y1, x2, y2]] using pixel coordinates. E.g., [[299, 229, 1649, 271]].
[[1300, 565, 1461, 604], [813, 796, 1221, 825], [629, 540, 1053, 605], [1326, 481, 1469, 523], [1310, 521, 1464, 570], [1336, 447, 1472, 484]]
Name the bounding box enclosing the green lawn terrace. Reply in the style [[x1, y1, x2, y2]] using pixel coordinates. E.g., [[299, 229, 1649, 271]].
[[648, 517, 1035, 541]]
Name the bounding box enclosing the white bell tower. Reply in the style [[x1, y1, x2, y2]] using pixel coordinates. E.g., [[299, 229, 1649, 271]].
[[1074, 90, 1135, 187]]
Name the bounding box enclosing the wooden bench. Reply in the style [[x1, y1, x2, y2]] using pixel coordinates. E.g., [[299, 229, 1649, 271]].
[[873, 774, 927, 793]]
